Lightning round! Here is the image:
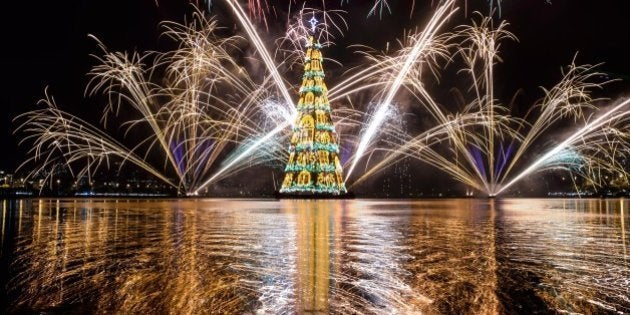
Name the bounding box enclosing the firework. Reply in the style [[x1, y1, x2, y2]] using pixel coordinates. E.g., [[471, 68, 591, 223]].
[[16, 2, 627, 197], [345, 0, 458, 180], [16, 10, 287, 195], [497, 98, 630, 195], [349, 14, 629, 196], [275, 5, 348, 70]]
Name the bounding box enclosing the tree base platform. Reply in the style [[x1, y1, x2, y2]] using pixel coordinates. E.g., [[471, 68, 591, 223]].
[[275, 191, 355, 199]]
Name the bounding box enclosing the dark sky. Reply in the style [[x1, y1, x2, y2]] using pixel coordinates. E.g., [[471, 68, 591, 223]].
[[1, 0, 628, 178]]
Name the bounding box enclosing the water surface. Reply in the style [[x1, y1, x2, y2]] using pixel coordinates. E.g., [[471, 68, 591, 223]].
[[0, 198, 628, 313]]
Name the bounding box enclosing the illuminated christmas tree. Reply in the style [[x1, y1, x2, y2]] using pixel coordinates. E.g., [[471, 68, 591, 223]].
[[279, 25, 347, 195]]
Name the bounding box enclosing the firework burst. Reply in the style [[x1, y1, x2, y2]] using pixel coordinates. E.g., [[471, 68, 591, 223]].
[[16, 10, 287, 194], [15, 2, 627, 197], [349, 14, 629, 196]]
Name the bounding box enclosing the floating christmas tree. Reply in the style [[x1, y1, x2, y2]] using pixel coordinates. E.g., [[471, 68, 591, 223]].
[[279, 20, 347, 196]]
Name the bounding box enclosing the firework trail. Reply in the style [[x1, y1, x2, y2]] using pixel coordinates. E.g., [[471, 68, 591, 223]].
[[17, 1, 624, 197], [345, 0, 458, 180], [349, 14, 629, 196], [498, 98, 630, 195], [16, 10, 287, 194]]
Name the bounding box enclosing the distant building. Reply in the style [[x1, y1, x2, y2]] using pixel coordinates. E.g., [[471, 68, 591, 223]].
[[1, 172, 13, 188]]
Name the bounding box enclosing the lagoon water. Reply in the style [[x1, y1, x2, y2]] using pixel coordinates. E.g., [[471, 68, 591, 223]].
[[0, 198, 628, 314]]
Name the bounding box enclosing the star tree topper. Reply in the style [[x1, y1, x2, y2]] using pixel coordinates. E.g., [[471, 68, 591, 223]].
[[308, 16, 318, 33]]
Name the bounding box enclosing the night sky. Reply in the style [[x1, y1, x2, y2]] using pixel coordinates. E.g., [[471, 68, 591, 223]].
[[0, 0, 628, 193]]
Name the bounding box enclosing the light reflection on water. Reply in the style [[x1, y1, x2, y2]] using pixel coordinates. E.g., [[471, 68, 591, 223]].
[[0, 198, 628, 313]]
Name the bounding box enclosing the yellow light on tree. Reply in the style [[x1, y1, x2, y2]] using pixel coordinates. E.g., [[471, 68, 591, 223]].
[[279, 25, 347, 196]]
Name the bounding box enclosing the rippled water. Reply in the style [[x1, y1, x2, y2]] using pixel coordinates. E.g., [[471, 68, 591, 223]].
[[0, 198, 628, 314]]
